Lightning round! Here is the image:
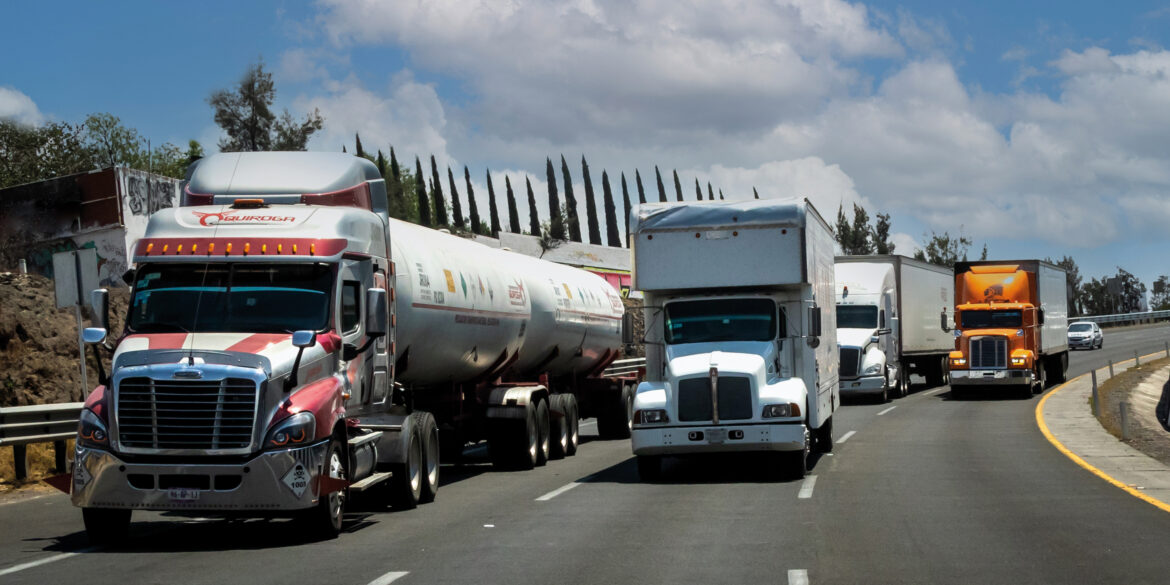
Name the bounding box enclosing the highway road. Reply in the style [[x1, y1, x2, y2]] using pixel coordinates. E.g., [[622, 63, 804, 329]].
[[3, 325, 1170, 584]]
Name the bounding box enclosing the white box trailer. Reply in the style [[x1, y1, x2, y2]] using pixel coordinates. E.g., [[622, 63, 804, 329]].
[[835, 255, 954, 400], [630, 199, 838, 480]]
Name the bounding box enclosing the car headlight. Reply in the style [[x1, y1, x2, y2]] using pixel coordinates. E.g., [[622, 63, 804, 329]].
[[635, 409, 669, 424], [77, 408, 109, 449], [862, 363, 882, 375], [265, 412, 316, 449], [1016, 329, 1024, 337], [762, 403, 802, 418], [951, 357, 967, 366]]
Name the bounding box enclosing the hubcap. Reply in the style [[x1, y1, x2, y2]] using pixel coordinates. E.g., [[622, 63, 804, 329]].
[[425, 429, 439, 487], [328, 450, 345, 520], [409, 437, 422, 493]]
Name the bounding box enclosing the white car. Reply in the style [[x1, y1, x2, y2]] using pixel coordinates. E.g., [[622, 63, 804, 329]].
[[1067, 322, 1103, 350]]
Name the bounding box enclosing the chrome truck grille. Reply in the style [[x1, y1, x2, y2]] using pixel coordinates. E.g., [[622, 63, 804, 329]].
[[969, 337, 1008, 369], [677, 377, 753, 422], [839, 347, 861, 379], [117, 377, 259, 450]]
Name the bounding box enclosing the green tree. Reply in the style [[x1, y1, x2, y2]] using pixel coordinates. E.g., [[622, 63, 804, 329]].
[[560, 155, 581, 242], [655, 166, 667, 202], [873, 212, 895, 255], [83, 113, 145, 168], [1151, 276, 1170, 311], [753, 187, 759, 199], [0, 119, 92, 188], [208, 60, 323, 151], [486, 169, 501, 237], [621, 172, 633, 242], [672, 169, 683, 202], [386, 147, 409, 220], [581, 156, 601, 245], [429, 155, 448, 227], [414, 156, 431, 227], [601, 171, 621, 247], [1046, 256, 1084, 316], [546, 157, 565, 240], [635, 169, 647, 204], [526, 177, 541, 235], [354, 133, 365, 158], [912, 229, 982, 268], [464, 166, 483, 235], [447, 166, 465, 230], [505, 175, 521, 234], [707, 182, 714, 201]]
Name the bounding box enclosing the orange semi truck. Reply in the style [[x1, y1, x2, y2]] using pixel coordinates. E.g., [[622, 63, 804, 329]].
[[947, 260, 1069, 397]]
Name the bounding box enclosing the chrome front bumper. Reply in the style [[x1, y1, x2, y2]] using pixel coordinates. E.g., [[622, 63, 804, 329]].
[[950, 369, 1033, 387], [839, 375, 886, 396], [71, 441, 330, 512], [631, 422, 805, 456]]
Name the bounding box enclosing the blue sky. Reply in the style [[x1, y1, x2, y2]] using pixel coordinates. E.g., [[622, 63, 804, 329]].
[[4, 1, 1170, 298]]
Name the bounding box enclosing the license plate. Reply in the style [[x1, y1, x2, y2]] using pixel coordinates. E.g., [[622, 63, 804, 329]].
[[168, 488, 200, 501], [707, 428, 727, 444]]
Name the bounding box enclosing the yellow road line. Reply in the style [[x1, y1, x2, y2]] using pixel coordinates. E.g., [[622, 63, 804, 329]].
[[1035, 351, 1170, 514]]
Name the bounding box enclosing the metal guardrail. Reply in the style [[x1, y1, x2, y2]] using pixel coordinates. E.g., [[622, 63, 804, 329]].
[[602, 357, 646, 377], [1077, 310, 1170, 327], [0, 402, 82, 480]]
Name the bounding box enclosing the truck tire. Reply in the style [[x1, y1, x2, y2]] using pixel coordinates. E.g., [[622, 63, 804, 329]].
[[789, 427, 810, 480], [548, 395, 569, 461], [414, 412, 440, 504], [535, 397, 551, 467], [564, 394, 580, 456], [82, 508, 131, 545], [600, 384, 635, 440], [636, 455, 662, 481], [814, 416, 834, 453], [390, 423, 423, 509], [489, 399, 540, 470], [305, 438, 346, 539]]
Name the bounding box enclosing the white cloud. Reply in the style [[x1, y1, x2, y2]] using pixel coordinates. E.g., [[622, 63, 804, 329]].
[[0, 87, 44, 126]]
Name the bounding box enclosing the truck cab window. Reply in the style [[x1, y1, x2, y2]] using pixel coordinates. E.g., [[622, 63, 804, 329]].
[[341, 281, 361, 333], [664, 298, 778, 344], [836, 305, 878, 329]]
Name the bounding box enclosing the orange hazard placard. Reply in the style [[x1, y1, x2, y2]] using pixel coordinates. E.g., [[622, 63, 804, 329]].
[[443, 269, 456, 293]]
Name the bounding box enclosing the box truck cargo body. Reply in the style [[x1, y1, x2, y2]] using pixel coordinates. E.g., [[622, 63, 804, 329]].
[[629, 199, 838, 480], [835, 255, 954, 401]]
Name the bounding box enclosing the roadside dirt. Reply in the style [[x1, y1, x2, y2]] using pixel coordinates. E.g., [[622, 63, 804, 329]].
[[1094, 356, 1170, 467], [622, 295, 645, 358], [0, 272, 128, 407]]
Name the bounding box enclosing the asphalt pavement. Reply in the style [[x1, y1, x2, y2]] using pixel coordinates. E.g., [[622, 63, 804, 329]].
[[3, 325, 1170, 584]]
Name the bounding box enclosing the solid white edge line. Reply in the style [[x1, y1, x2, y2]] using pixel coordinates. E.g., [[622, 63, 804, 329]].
[[836, 430, 857, 444], [579, 420, 598, 428], [0, 548, 96, 578], [367, 570, 410, 585], [797, 475, 817, 499], [876, 406, 897, 416], [788, 568, 809, 585], [923, 388, 944, 396], [536, 481, 583, 501]]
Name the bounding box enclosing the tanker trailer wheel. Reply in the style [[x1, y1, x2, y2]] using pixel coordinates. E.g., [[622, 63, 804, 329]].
[[535, 397, 551, 466], [305, 438, 346, 539], [414, 412, 440, 504], [489, 399, 539, 470], [389, 423, 423, 509], [548, 395, 569, 461], [564, 394, 580, 456], [82, 508, 131, 545]]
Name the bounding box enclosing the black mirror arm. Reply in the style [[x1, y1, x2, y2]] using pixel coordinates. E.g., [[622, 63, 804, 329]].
[[342, 335, 380, 361]]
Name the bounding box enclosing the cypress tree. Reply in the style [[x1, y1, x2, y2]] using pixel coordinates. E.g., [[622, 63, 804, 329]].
[[465, 166, 482, 235], [388, 147, 405, 219], [486, 169, 501, 237], [447, 166, 465, 229], [546, 157, 565, 240], [430, 155, 448, 227], [635, 169, 647, 204], [753, 187, 759, 199], [621, 172, 633, 243], [654, 166, 667, 202], [673, 170, 683, 202], [602, 171, 620, 247], [561, 155, 581, 242], [526, 177, 540, 235], [581, 156, 601, 245], [355, 133, 365, 158], [694, 178, 703, 201], [505, 175, 520, 234], [414, 156, 431, 226], [375, 150, 386, 176], [720, 189, 725, 200], [707, 182, 715, 201], [342, 145, 347, 153]]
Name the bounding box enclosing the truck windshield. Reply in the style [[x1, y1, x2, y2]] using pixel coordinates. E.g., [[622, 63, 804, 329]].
[[836, 305, 878, 329], [664, 298, 777, 344], [129, 263, 333, 333], [960, 310, 1023, 329]]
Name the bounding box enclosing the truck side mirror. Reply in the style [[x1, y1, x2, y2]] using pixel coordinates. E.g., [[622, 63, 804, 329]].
[[1038, 308, 1046, 325], [366, 288, 388, 338], [622, 312, 634, 345], [808, 306, 822, 340], [91, 288, 109, 330], [940, 309, 951, 332], [286, 330, 317, 391]]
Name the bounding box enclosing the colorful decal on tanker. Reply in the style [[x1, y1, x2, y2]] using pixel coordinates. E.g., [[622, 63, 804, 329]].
[[443, 269, 456, 293]]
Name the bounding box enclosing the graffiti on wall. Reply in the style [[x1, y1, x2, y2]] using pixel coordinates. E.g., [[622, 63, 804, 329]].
[[125, 173, 177, 217], [25, 230, 129, 286]]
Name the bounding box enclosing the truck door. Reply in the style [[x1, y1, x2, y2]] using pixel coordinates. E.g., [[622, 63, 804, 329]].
[[337, 258, 384, 415]]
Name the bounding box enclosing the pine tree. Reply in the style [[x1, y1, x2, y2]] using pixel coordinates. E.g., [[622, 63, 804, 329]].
[[414, 156, 431, 226], [355, 133, 365, 158], [635, 169, 647, 204], [694, 178, 703, 201], [581, 157, 602, 245], [526, 176, 540, 235], [546, 157, 566, 240], [430, 155, 448, 227], [753, 187, 759, 199], [486, 169, 501, 237], [655, 166, 667, 202], [447, 166, 465, 230], [464, 166, 482, 236], [375, 150, 386, 176], [621, 172, 633, 242], [672, 170, 684, 201], [387, 147, 406, 219], [719, 189, 724, 200], [602, 171, 621, 247], [505, 175, 521, 234], [561, 155, 581, 242], [342, 145, 347, 153], [707, 182, 714, 201]]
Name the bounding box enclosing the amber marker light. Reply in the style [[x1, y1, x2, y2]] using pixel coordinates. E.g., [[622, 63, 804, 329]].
[[225, 242, 232, 254], [292, 244, 298, 254], [208, 243, 214, 254], [163, 244, 169, 253], [261, 244, 268, 254], [310, 243, 316, 255], [191, 244, 198, 253], [146, 243, 154, 253], [244, 242, 250, 254], [277, 244, 283, 254]]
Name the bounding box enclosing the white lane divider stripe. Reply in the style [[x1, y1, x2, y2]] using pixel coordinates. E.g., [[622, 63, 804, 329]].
[[788, 568, 809, 584], [367, 570, 409, 585], [923, 388, 944, 396], [0, 547, 97, 578], [536, 481, 584, 501], [876, 406, 897, 416], [798, 475, 817, 499], [836, 430, 857, 444]]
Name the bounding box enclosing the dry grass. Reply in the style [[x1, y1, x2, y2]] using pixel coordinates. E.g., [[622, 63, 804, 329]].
[[0, 439, 72, 496], [1094, 356, 1170, 441]]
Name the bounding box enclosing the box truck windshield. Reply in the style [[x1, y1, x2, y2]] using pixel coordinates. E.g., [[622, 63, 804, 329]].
[[664, 298, 778, 344], [837, 305, 878, 329], [129, 263, 333, 333], [960, 309, 1023, 329]]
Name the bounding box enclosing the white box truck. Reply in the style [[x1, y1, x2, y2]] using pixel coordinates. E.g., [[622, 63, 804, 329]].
[[629, 199, 838, 480], [835, 255, 954, 401]]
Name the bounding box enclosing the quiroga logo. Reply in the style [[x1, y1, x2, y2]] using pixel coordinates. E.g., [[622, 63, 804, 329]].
[[191, 210, 297, 226]]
